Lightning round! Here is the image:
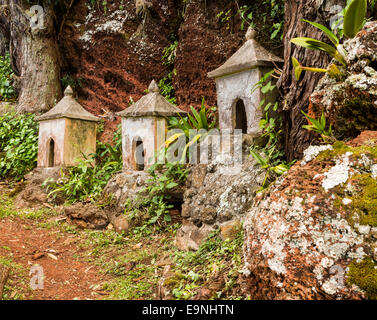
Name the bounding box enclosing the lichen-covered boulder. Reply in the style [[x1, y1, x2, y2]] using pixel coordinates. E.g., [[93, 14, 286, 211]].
[[182, 156, 265, 226], [244, 131, 377, 299], [310, 21, 377, 140]]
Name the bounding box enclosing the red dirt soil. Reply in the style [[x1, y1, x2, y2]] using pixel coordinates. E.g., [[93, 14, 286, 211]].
[[0, 217, 110, 300]]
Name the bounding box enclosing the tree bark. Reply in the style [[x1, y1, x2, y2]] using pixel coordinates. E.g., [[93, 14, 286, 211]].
[[0, 2, 10, 57], [0, 265, 10, 299], [278, 0, 346, 161], [8, 0, 61, 114]]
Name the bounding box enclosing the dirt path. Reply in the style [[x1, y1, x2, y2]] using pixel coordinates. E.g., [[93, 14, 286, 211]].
[[0, 217, 110, 300]]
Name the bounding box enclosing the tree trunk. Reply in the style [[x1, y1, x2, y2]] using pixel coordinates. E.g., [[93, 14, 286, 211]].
[[278, 0, 346, 161], [0, 265, 10, 299], [0, 2, 10, 57], [8, 0, 61, 114]]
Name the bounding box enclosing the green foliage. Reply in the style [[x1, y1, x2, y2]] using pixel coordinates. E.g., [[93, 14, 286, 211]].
[[158, 70, 177, 105], [170, 229, 246, 300], [343, 0, 367, 38], [217, 1, 284, 43], [129, 162, 188, 230], [162, 41, 178, 67], [347, 258, 377, 299], [238, 1, 284, 41], [0, 112, 39, 181], [291, 0, 368, 80], [169, 98, 217, 138], [0, 53, 16, 101], [168, 98, 217, 163], [87, 0, 108, 14], [301, 111, 336, 143], [61, 75, 84, 90], [249, 69, 291, 190], [45, 126, 122, 203], [159, 40, 179, 104]]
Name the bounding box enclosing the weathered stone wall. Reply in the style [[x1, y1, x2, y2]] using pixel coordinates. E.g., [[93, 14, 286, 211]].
[[64, 118, 97, 166], [37, 119, 66, 167], [176, 154, 266, 251], [215, 69, 262, 135]]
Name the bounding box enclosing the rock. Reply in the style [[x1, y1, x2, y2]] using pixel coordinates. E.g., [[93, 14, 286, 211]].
[[104, 170, 181, 211], [156, 265, 175, 300], [111, 215, 129, 233], [64, 203, 109, 230], [220, 219, 241, 241], [14, 185, 48, 210], [24, 167, 64, 185], [243, 135, 377, 299], [175, 221, 214, 251], [182, 156, 265, 228], [310, 22, 377, 140], [32, 252, 45, 260]]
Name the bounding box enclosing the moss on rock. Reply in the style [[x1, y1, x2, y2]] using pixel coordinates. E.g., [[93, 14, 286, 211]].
[[347, 258, 377, 299], [349, 174, 377, 227]]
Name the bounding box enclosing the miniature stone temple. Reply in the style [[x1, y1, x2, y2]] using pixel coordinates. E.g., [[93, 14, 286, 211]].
[[208, 28, 283, 135], [117, 80, 187, 171], [36, 86, 99, 168]]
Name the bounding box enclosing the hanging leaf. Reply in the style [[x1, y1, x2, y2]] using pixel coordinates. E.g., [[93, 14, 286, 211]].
[[343, 0, 367, 38]]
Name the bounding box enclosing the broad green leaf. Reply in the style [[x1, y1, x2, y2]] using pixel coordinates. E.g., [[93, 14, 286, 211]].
[[249, 149, 268, 167], [166, 182, 178, 189], [291, 37, 337, 56], [343, 0, 367, 38], [302, 19, 339, 46], [190, 106, 203, 128]]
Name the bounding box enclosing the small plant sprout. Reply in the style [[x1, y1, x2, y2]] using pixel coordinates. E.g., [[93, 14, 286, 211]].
[[301, 111, 336, 144]]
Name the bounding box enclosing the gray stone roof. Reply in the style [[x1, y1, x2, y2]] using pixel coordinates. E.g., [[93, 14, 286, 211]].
[[36, 86, 99, 122], [117, 80, 187, 118], [208, 28, 284, 79]]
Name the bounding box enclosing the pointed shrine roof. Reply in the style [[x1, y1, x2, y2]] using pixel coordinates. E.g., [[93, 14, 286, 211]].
[[36, 86, 99, 122], [208, 28, 284, 79], [117, 80, 187, 118]]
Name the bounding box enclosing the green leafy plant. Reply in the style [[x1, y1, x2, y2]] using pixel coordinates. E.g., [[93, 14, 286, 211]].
[[162, 41, 178, 67], [159, 40, 179, 104], [249, 68, 293, 190], [130, 162, 188, 229], [343, 0, 367, 38], [216, 1, 284, 44], [249, 148, 290, 190], [169, 98, 217, 138], [0, 112, 39, 180], [168, 98, 217, 163], [0, 53, 16, 101], [251, 69, 286, 165], [291, 0, 367, 80], [158, 70, 176, 104], [301, 111, 336, 143]]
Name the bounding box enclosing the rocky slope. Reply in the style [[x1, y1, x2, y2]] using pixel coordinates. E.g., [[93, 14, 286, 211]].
[[58, 0, 281, 140]]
